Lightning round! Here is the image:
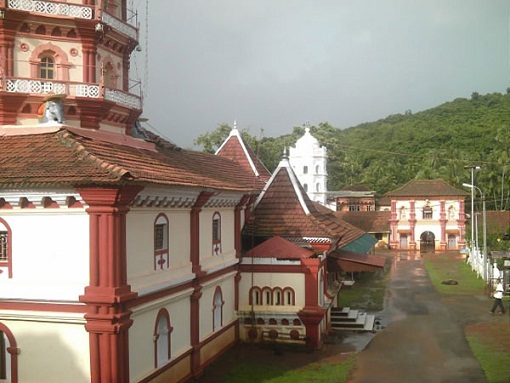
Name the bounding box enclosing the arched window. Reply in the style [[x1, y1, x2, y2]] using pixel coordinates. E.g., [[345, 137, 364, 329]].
[[154, 214, 169, 270], [153, 309, 172, 368], [30, 43, 71, 82], [318, 270, 325, 306], [316, 183, 320, 192], [212, 212, 222, 256], [0, 219, 12, 278], [422, 205, 433, 219], [213, 287, 223, 331], [303, 166, 308, 174], [273, 288, 283, 305], [303, 183, 308, 192], [39, 56, 55, 79], [0, 323, 19, 382], [249, 287, 262, 305], [283, 287, 295, 305], [399, 206, 407, 220], [262, 287, 272, 305], [315, 165, 319, 174]]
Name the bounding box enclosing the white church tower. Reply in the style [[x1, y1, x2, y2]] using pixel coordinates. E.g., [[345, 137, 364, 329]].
[[288, 126, 328, 206]]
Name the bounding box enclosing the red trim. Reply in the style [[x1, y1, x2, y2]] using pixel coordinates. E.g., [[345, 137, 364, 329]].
[[0, 217, 13, 278], [0, 323, 19, 383], [0, 301, 87, 313], [77, 186, 142, 383], [153, 308, 172, 368]]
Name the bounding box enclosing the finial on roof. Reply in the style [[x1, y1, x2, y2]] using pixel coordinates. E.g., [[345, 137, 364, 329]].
[[304, 121, 310, 134], [282, 146, 288, 159], [233, 120, 237, 130]]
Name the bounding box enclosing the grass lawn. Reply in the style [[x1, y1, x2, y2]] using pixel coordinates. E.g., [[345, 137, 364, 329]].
[[337, 267, 390, 312], [219, 355, 356, 383], [424, 254, 510, 382], [423, 255, 486, 294], [466, 323, 510, 383]]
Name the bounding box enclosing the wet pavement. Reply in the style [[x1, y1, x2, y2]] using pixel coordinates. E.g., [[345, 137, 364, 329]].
[[345, 253, 488, 383]]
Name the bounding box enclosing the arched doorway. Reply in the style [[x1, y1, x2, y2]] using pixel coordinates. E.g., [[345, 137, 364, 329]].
[[420, 231, 435, 253]]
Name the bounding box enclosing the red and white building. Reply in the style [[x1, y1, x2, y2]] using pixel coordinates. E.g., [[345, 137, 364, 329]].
[[0, 3, 381, 382], [0, 2, 261, 382], [385, 180, 468, 251]]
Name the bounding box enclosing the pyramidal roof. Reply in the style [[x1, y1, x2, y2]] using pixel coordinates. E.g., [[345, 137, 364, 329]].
[[243, 155, 367, 249], [244, 236, 315, 259], [215, 123, 271, 188]]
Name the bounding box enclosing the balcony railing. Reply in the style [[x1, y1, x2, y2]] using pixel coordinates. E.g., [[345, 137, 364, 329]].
[[8, 0, 93, 19], [5, 78, 142, 110], [101, 12, 138, 41], [8, 1, 139, 41]]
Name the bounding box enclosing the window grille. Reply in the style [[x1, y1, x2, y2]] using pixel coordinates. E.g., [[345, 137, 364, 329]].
[[0, 232, 7, 261]]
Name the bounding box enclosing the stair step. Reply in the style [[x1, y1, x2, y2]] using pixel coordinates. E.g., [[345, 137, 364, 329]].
[[331, 314, 375, 332]]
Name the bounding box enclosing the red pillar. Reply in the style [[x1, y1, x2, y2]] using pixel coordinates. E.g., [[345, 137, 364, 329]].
[[439, 200, 447, 251], [78, 186, 142, 383], [298, 258, 325, 349]]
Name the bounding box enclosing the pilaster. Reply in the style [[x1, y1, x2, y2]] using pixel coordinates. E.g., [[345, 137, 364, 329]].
[[77, 185, 143, 383]]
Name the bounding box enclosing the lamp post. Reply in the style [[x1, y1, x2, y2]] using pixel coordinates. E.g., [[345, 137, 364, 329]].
[[462, 182, 487, 281], [463, 165, 480, 253]]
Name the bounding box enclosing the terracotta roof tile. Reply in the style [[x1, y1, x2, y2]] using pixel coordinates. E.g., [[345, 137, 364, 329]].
[[243, 158, 366, 248], [244, 236, 315, 259], [385, 179, 468, 198], [334, 211, 391, 233], [0, 128, 257, 192], [216, 128, 270, 188]]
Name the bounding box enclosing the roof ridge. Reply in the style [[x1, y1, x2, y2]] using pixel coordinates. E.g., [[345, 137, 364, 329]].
[[58, 130, 133, 180]]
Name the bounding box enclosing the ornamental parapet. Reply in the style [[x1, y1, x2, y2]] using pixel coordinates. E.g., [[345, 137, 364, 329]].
[[5, 78, 142, 110]]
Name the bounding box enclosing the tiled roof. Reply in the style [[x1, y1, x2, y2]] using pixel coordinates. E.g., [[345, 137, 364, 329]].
[[481, 211, 510, 236], [0, 127, 258, 192], [328, 250, 386, 272], [216, 127, 270, 188], [385, 179, 469, 198], [333, 211, 391, 233], [243, 157, 366, 248], [244, 235, 315, 259]]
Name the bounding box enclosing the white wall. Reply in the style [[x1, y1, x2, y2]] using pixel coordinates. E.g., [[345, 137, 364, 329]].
[[129, 291, 193, 381], [0, 210, 89, 300], [4, 318, 90, 383]]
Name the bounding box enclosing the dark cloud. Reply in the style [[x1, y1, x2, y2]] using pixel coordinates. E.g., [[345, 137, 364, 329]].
[[134, 0, 510, 148]]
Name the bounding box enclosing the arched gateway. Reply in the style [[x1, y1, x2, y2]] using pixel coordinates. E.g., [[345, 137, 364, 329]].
[[420, 231, 435, 253]]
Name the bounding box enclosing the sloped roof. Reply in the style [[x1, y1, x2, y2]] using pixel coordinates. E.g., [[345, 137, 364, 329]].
[[385, 179, 468, 198], [244, 236, 315, 259], [328, 250, 386, 272], [215, 126, 271, 188], [482, 211, 510, 236], [0, 126, 258, 192], [333, 211, 391, 233], [243, 157, 366, 249]]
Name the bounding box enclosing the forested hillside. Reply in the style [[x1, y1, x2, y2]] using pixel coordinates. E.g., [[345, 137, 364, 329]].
[[195, 92, 510, 211]]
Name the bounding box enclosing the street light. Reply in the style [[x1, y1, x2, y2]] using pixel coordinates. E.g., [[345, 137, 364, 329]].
[[463, 165, 481, 252], [462, 182, 487, 281]]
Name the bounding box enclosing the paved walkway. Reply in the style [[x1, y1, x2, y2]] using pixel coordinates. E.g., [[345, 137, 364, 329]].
[[347, 253, 488, 383]]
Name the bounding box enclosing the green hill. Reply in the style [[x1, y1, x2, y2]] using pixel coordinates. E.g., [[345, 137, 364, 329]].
[[196, 91, 510, 211]]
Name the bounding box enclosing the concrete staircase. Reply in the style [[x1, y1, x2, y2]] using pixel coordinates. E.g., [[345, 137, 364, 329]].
[[330, 307, 375, 332]]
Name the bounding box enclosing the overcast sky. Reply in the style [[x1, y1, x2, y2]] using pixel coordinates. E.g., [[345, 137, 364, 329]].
[[132, 1, 510, 148]]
